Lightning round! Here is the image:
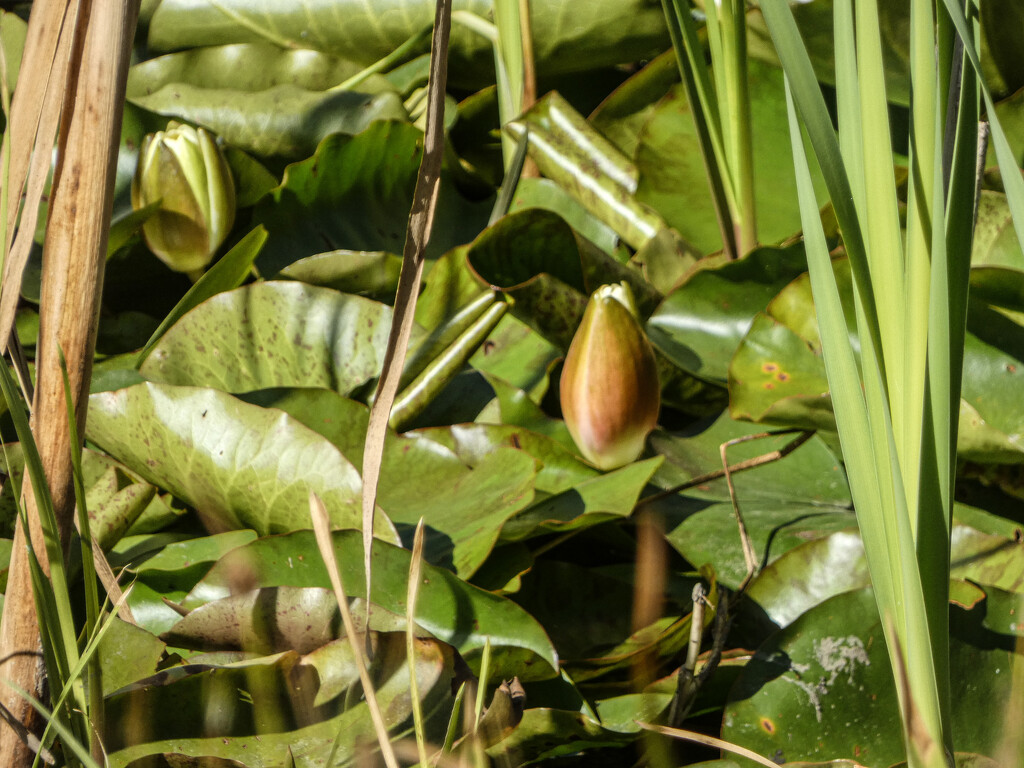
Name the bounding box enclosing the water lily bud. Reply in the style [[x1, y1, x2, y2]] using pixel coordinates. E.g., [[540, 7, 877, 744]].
[[131, 122, 236, 278], [560, 282, 660, 470]]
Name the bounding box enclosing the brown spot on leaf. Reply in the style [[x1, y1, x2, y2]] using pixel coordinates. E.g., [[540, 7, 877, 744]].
[[760, 717, 775, 735]]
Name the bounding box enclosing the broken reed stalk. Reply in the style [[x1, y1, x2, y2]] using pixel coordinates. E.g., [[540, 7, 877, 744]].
[[0, 1, 140, 763]]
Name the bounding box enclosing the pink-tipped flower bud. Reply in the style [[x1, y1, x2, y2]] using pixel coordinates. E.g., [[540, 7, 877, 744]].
[[560, 282, 660, 470]]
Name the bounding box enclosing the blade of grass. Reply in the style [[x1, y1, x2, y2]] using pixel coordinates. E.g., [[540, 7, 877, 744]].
[[784, 67, 950, 768], [938, 0, 1024, 249], [310, 492, 400, 768], [5, 684, 100, 768], [406, 518, 430, 768], [361, 0, 452, 655], [660, 0, 737, 259], [58, 348, 102, 760], [35, 584, 135, 764], [759, 0, 886, 387], [472, 638, 492, 730]]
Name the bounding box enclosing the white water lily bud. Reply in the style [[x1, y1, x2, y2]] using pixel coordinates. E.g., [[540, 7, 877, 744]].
[[131, 122, 236, 278], [560, 282, 660, 470]]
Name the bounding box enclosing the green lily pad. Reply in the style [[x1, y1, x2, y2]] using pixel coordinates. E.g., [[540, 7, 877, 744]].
[[650, 412, 852, 589], [487, 707, 635, 764], [278, 249, 403, 298], [468, 314, 562, 403], [132, 530, 258, 577], [589, 50, 682, 162], [127, 43, 365, 96], [254, 121, 491, 276], [730, 259, 1024, 461], [650, 411, 850, 506], [972, 191, 1024, 272], [131, 83, 407, 159], [745, 512, 1024, 628], [105, 637, 456, 765], [722, 588, 1022, 767], [136, 225, 269, 367], [647, 246, 810, 384], [238, 387, 536, 577], [412, 421, 598, 495], [140, 281, 392, 396], [147, 0, 670, 90], [185, 529, 559, 681], [0, 445, 157, 548], [86, 382, 383, 537], [509, 92, 666, 249], [161, 586, 383, 654], [510, 177, 623, 256], [500, 458, 663, 542]]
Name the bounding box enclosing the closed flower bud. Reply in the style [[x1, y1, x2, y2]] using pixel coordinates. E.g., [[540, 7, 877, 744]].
[[131, 122, 236, 278], [560, 282, 660, 470]]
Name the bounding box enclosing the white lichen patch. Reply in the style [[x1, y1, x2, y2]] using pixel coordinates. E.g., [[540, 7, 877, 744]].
[[784, 636, 871, 722], [815, 635, 870, 686]]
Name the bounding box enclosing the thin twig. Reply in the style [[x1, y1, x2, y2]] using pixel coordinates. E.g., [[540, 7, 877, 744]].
[[637, 429, 815, 509], [720, 435, 758, 588]]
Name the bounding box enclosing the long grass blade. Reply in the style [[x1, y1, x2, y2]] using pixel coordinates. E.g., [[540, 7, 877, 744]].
[[937, 0, 1024, 246], [406, 518, 430, 768], [660, 0, 737, 258], [361, 0, 452, 653], [310, 492, 400, 768]]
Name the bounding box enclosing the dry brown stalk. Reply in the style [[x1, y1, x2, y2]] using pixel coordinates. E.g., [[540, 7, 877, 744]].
[[0, 1, 140, 763]]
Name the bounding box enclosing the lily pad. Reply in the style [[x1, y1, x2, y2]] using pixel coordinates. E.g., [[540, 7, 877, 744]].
[[722, 588, 1022, 767], [238, 387, 537, 577], [745, 512, 1024, 628], [127, 43, 365, 96], [730, 259, 1024, 461], [650, 412, 852, 589], [647, 246, 810, 384], [254, 120, 491, 276], [131, 83, 407, 159], [105, 637, 457, 765], [147, 0, 670, 90], [140, 281, 392, 397], [509, 92, 666, 249], [466, 208, 659, 350], [86, 382, 382, 537], [185, 529, 559, 680]]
